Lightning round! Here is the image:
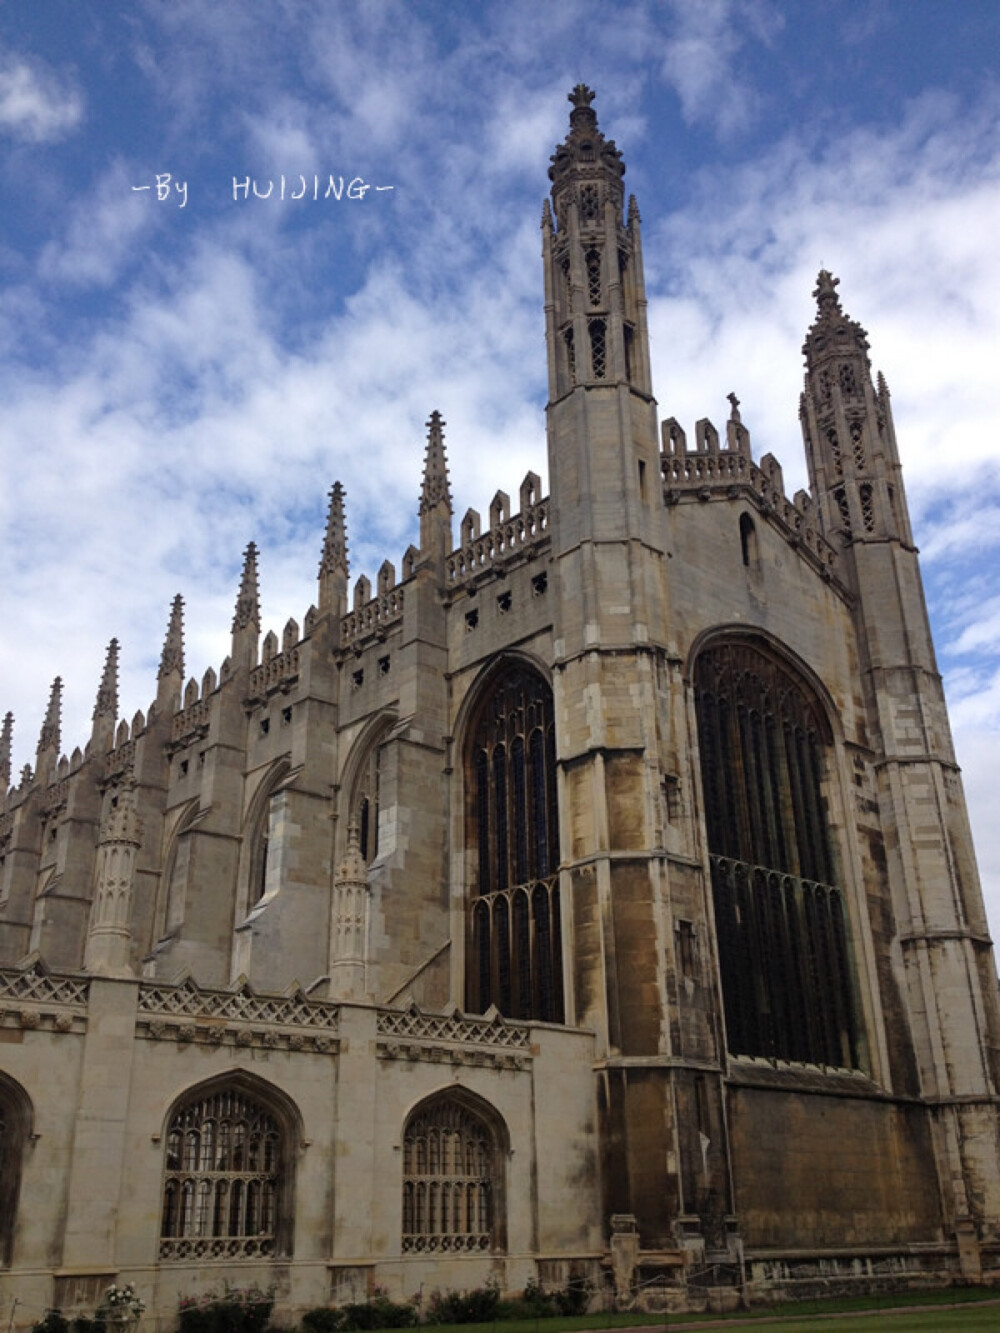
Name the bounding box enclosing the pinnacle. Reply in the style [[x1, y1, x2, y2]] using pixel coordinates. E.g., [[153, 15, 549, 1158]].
[[0, 711, 12, 792], [232, 542, 260, 634], [813, 269, 843, 318], [37, 677, 62, 757], [319, 482, 349, 579], [419, 410, 452, 516], [93, 639, 119, 721], [159, 594, 185, 680]]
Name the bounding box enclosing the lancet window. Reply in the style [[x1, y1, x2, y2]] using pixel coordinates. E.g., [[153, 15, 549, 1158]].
[[467, 665, 563, 1022], [402, 1095, 504, 1253], [160, 1084, 290, 1260], [356, 740, 382, 865], [694, 639, 860, 1069]]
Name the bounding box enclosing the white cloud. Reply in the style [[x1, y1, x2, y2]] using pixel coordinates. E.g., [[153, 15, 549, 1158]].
[[0, 51, 82, 142]]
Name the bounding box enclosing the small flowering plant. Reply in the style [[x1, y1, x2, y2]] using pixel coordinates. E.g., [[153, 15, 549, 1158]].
[[102, 1285, 145, 1322]]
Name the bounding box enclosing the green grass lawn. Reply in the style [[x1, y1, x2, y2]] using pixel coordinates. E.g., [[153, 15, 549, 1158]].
[[409, 1289, 1000, 1333]]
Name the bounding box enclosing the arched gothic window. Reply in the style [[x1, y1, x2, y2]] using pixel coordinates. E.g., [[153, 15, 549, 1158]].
[[402, 1094, 505, 1253], [0, 1074, 31, 1266], [160, 1080, 293, 1261], [467, 665, 563, 1022], [694, 639, 860, 1069], [356, 740, 382, 865]]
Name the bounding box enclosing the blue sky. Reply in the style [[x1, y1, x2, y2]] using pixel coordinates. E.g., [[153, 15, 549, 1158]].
[[1, 0, 999, 929]]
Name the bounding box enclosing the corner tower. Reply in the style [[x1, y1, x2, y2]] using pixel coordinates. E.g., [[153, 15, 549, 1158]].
[[802, 272, 1000, 1270], [545, 90, 703, 1253]]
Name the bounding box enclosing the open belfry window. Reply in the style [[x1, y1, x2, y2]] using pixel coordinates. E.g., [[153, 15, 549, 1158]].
[[694, 639, 860, 1068], [467, 665, 563, 1022]]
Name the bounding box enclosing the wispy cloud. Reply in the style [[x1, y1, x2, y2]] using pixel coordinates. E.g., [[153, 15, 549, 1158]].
[[0, 50, 83, 143]]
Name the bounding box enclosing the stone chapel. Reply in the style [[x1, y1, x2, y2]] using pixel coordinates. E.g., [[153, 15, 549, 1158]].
[[1, 85, 999, 1322]]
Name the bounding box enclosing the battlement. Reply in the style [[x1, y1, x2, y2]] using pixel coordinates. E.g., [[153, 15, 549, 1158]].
[[660, 409, 840, 581]]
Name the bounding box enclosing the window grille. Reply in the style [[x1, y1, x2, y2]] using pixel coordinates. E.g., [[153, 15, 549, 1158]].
[[860, 483, 875, 533], [839, 361, 858, 396], [579, 183, 599, 222], [826, 427, 843, 477], [402, 1098, 501, 1252], [835, 487, 851, 533], [468, 667, 563, 1022], [694, 640, 860, 1068], [160, 1087, 285, 1260], [585, 247, 602, 307], [589, 318, 606, 379], [564, 328, 576, 384], [850, 420, 866, 471]]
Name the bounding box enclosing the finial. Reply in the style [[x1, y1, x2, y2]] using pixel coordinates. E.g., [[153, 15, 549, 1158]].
[[419, 411, 452, 515], [37, 677, 62, 757], [0, 711, 12, 792], [232, 542, 260, 633], [569, 83, 596, 111], [627, 193, 640, 223], [93, 639, 119, 721], [813, 269, 842, 317], [337, 819, 367, 883], [727, 392, 742, 423], [159, 595, 185, 680], [319, 482, 349, 579]]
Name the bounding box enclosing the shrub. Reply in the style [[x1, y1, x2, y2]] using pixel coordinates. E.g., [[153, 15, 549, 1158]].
[[178, 1286, 274, 1333], [301, 1311, 344, 1333], [425, 1283, 500, 1325], [32, 1313, 69, 1333]]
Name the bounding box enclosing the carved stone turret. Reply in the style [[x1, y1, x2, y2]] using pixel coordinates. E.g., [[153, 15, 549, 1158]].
[[418, 410, 453, 566], [91, 639, 119, 755], [328, 822, 369, 1000], [231, 542, 261, 672], [0, 711, 11, 795], [157, 594, 185, 711], [800, 270, 911, 548], [84, 782, 143, 976], [35, 677, 62, 786], [318, 482, 349, 619]]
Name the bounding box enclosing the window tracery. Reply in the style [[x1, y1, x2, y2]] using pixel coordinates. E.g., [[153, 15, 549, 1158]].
[[467, 665, 563, 1022], [694, 640, 860, 1068], [160, 1084, 289, 1261], [402, 1096, 503, 1253]]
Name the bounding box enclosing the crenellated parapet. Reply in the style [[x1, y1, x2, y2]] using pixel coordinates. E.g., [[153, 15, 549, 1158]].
[[445, 486, 550, 589], [660, 403, 842, 585]]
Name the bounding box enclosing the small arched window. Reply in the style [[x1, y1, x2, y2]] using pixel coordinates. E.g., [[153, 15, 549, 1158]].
[[467, 664, 562, 1022], [0, 1074, 31, 1266], [160, 1079, 295, 1261], [694, 639, 860, 1069], [402, 1093, 506, 1253]]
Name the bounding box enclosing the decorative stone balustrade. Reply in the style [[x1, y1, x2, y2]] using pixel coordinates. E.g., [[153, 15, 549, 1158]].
[[341, 587, 405, 646], [446, 498, 550, 585]]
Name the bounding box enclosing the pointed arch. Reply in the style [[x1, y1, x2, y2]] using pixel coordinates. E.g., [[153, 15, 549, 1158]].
[[242, 758, 293, 912], [340, 709, 397, 867], [0, 1072, 33, 1266], [401, 1087, 508, 1253], [690, 631, 860, 1069], [460, 655, 562, 1022], [159, 1069, 301, 1262]]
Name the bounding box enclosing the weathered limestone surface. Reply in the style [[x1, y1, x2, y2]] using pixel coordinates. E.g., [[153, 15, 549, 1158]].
[[1, 88, 999, 1326]]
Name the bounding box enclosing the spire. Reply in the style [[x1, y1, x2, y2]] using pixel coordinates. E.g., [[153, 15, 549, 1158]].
[[419, 411, 452, 516], [802, 269, 870, 368], [232, 542, 260, 634], [0, 712, 11, 792], [93, 639, 119, 721], [319, 483, 349, 579], [548, 83, 626, 227], [159, 595, 185, 680], [36, 677, 61, 782]]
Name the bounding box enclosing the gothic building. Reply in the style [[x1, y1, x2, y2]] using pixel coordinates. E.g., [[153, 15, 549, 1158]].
[[1, 86, 999, 1323]]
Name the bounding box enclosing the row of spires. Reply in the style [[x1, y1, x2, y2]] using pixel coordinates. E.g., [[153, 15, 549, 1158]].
[[3, 414, 455, 793]]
